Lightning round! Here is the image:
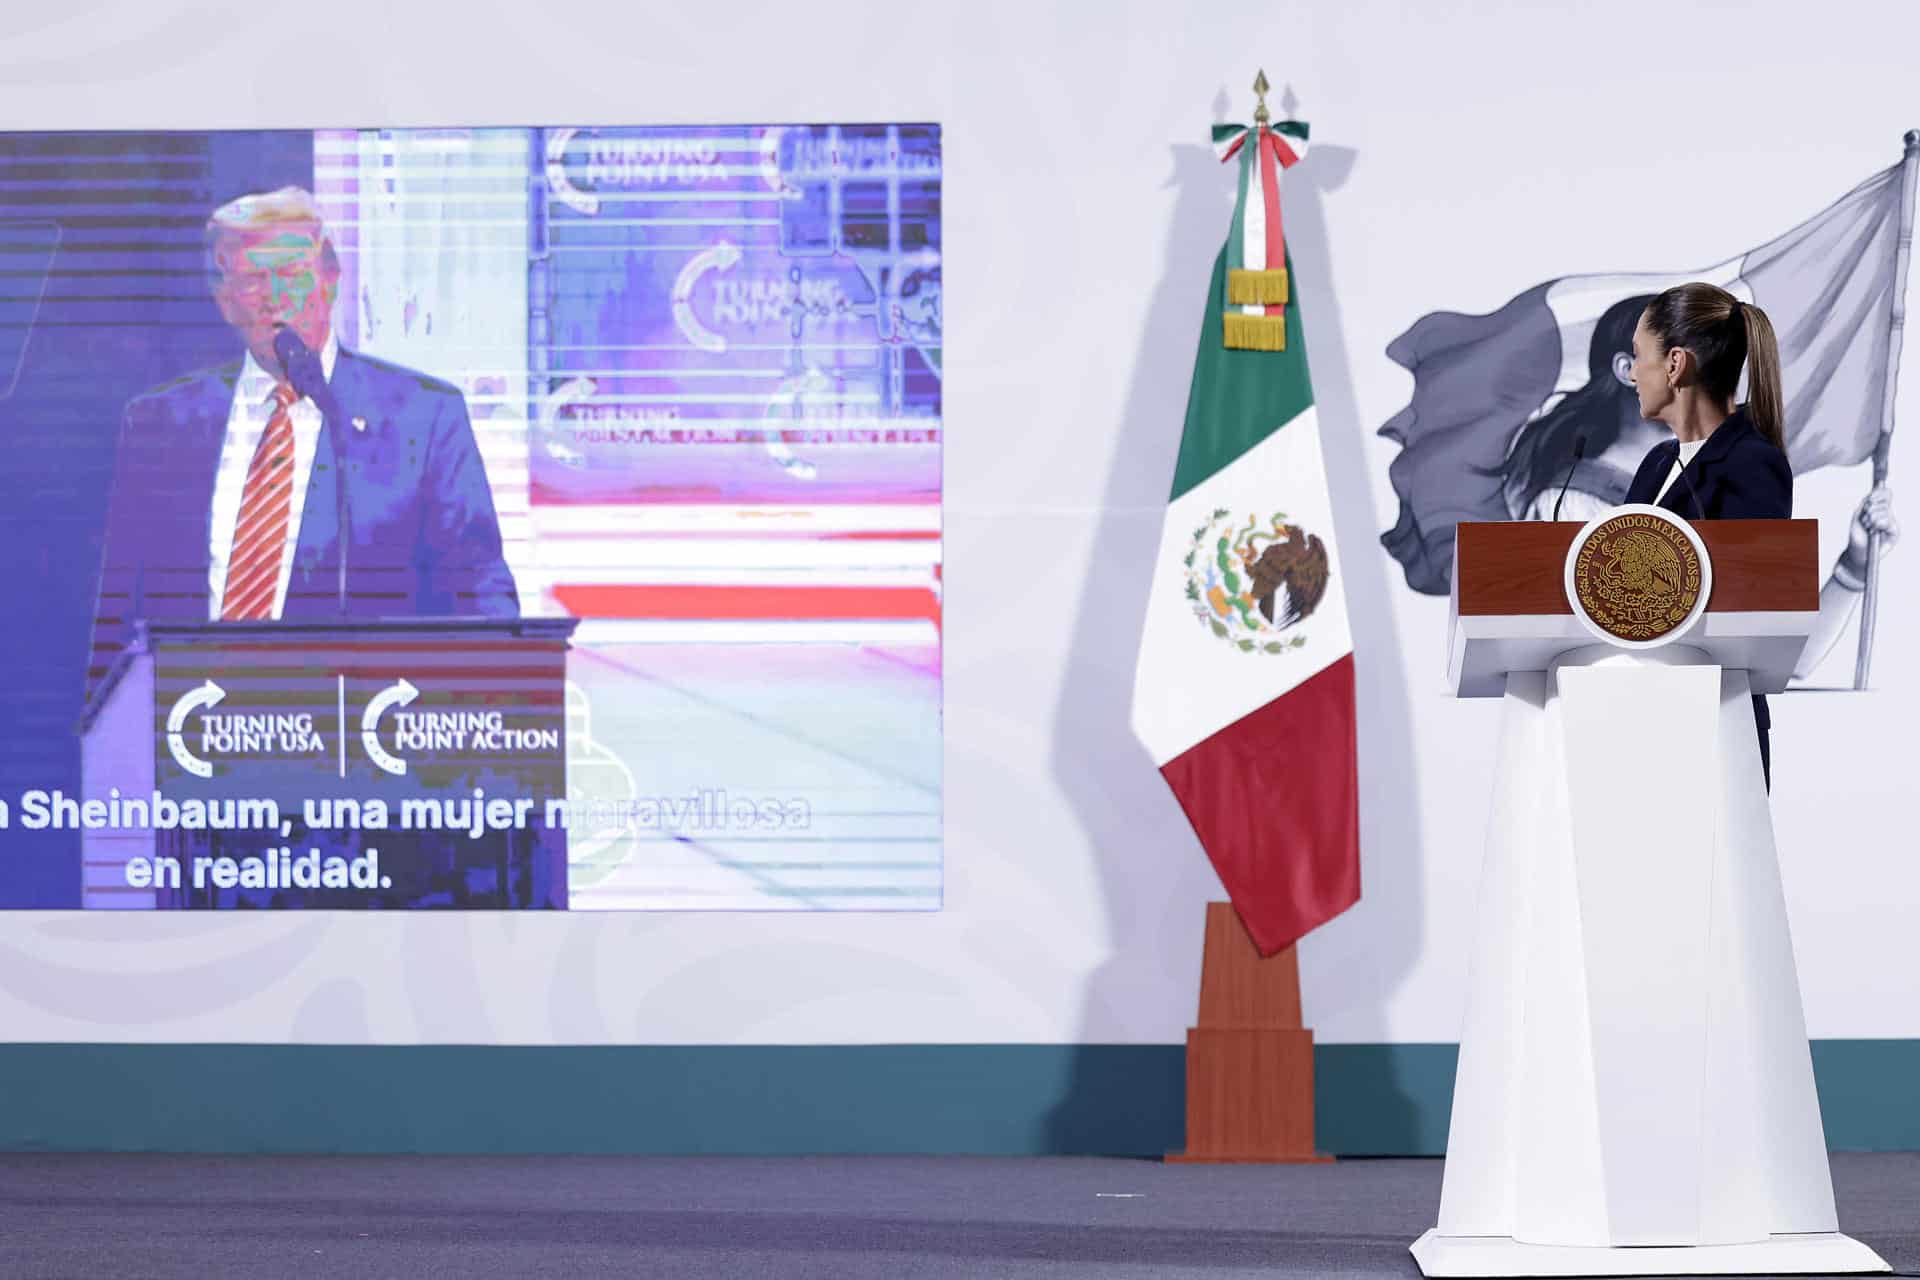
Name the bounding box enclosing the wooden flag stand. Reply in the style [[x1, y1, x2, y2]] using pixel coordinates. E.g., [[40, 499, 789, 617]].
[[1166, 901, 1332, 1163]]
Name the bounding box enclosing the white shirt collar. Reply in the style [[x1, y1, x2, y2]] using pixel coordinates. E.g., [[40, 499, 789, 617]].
[[236, 329, 340, 403]]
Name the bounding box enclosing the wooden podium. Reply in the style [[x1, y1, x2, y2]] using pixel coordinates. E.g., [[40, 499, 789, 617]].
[[1166, 901, 1329, 1164], [78, 617, 576, 910], [1445, 518, 1820, 696], [1412, 513, 1888, 1277]]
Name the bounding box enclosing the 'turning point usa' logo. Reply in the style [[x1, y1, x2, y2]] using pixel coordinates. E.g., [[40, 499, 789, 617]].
[[165, 680, 326, 778]]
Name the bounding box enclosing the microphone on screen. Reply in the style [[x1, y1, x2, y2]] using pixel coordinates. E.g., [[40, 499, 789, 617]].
[[271, 326, 338, 417], [1550, 435, 1588, 522]]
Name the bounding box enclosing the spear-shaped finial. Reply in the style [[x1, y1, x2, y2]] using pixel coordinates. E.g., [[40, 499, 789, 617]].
[[1252, 69, 1271, 128]]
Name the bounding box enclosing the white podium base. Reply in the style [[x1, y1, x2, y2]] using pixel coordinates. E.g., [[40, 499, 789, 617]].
[[1424, 646, 1862, 1271], [1411, 1227, 1889, 1276]]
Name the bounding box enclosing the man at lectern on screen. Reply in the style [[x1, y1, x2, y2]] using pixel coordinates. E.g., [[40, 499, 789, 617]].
[[86, 186, 517, 699]]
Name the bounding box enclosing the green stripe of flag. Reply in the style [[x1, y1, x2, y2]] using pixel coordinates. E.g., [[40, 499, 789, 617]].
[[1167, 247, 1314, 503]]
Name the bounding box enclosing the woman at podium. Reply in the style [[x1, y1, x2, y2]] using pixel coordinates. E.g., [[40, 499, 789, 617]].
[[1420, 284, 1885, 1274], [1622, 282, 1792, 783]]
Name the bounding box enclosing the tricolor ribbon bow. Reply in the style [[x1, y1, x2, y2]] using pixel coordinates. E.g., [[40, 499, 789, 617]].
[[1212, 117, 1310, 350]]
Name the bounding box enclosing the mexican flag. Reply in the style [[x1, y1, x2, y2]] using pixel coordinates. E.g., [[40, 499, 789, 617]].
[[1129, 117, 1360, 957]]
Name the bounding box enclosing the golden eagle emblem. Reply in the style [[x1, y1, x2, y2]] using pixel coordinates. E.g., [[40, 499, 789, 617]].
[[1570, 512, 1703, 642], [1183, 509, 1331, 653]]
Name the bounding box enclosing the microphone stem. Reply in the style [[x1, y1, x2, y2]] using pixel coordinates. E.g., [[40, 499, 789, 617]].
[[1550, 439, 1587, 522], [323, 407, 350, 614]]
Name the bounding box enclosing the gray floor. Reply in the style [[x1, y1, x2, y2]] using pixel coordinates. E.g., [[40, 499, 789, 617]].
[[0, 1153, 1911, 1278]]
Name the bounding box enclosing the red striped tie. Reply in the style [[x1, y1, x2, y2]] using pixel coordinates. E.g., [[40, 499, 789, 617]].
[[220, 383, 300, 621]]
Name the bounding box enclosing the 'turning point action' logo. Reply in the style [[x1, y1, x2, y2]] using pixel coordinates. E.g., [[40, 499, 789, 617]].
[[362, 678, 563, 777]]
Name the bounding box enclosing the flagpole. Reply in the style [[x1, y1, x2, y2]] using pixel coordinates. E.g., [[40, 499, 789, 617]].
[[1854, 128, 1920, 690]]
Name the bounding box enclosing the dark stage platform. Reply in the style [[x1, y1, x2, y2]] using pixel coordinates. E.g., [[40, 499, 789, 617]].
[[0, 1153, 1912, 1278]]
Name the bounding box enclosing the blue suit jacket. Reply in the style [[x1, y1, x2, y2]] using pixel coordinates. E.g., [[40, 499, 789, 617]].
[[88, 346, 518, 697], [1623, 407, 1792, 732]]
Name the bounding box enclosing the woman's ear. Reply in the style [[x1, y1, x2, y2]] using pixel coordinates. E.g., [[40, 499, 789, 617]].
[[1666, 345, 1692, 388], [1611, 351, 1634, 387]]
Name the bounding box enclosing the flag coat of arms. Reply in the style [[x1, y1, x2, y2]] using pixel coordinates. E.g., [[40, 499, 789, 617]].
[[1129, 113, 1360, 957]]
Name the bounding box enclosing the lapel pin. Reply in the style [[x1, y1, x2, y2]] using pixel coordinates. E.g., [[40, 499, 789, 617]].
[[352, 416, 368, 433]]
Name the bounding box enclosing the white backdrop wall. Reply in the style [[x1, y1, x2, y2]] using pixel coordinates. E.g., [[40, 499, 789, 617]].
[[0, 0, 1916, 1045]]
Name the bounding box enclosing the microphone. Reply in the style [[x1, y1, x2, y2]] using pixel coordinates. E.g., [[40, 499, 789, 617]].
[[272, 326, 351, 614], [1550, 435, 1588, 521]]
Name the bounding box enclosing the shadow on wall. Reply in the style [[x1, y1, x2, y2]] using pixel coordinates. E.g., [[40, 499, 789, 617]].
[[1275, 111, 1432, 1062], [1043, 101, 1427, 1155]]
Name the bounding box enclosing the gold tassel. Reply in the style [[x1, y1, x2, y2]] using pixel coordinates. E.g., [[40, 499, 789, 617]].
[[1223, 312, 1288, 351], [1226, 267, 1289, 305]]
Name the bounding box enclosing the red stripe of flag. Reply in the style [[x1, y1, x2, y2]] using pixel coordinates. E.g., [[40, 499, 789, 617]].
[[1259, 130, 1286, 319], [1158, 654, 1359, 955], [817, 530, 943, 541], [552, 584, 941, 622]]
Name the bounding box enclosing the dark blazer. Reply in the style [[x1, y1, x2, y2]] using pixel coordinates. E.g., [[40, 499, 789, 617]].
[[1623, 407, 1792, 733], [87, 346, 518, 700]]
